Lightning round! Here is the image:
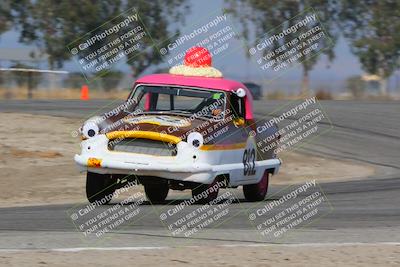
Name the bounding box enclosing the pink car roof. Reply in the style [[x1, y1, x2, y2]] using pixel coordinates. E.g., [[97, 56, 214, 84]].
[[136, 74, 246, 92], [135, 74, 254, 119]]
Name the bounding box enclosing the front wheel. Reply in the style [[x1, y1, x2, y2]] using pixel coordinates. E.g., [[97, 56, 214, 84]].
[[86, 172, 116, 204], [243, 172, 269, 202]]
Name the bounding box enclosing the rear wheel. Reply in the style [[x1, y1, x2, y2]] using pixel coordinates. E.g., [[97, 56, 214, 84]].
[[86, 172, 116, 204], [192, 179, 220, 204], [144, 182, 169, 204], [243, 172, 269, 202]]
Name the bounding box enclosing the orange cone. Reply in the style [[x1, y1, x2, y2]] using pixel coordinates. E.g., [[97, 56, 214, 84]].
[[80, 85, 89, 100]]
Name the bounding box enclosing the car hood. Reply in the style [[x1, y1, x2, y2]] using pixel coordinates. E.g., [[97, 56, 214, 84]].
[[100, 113, 207, 139]]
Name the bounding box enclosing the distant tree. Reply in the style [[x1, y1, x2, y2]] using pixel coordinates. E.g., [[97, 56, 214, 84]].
[[10, 62, 43, 89], [339, 0, 400, 95], [125, 0, 189, 77], [63, 72, 85, 89], [0, 0, 16, 89], [97, 70, 124, 92], [346, 75, 365, 98], [225, 0, 339, 96], [5, 0, 189, 77], [0, 0, 13, 34]]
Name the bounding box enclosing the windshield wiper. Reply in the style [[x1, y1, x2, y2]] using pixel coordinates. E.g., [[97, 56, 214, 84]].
[[171, 110, 192, 114], [140, 110, 192, 116]]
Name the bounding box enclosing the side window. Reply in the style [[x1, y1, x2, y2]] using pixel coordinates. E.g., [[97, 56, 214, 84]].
[[230, 94, 246, 119]]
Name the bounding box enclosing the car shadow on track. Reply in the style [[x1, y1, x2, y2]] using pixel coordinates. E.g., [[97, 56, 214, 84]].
[[107, 197, 281, 206]]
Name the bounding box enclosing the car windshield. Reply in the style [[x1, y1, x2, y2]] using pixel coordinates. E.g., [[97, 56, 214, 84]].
[[128, 85, 226, 119]]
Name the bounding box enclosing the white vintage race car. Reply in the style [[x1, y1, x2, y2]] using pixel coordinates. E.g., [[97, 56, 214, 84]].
[[75, 47, 281, 204]]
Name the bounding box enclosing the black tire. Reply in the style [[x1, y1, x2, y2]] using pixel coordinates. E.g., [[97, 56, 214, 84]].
[[192, 179, 220, 204], [243, 172, 269, 202], [86, 172, 116, 204], [144, 182, 169, 204]]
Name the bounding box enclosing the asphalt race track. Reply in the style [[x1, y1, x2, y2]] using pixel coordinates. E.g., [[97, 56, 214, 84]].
[[0, 100, 399, 249]]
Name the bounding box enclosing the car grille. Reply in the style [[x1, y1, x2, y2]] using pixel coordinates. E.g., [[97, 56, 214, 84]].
[[108, 138, 177, 156]]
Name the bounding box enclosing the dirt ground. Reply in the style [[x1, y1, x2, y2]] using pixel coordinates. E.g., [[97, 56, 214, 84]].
[[0, 113, 375, 207], [0, 244, 399, 267]]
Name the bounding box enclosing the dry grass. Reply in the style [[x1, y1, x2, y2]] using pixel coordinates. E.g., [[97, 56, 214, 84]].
[[265, 90, 288, 100], [0, 87, 128, 100], [3, 87, 398, 101], [264, 90, 310, 100], [315, 89, 333, 100]]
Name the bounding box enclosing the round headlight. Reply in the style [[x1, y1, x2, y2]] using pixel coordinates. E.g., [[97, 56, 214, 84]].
[[187, 132, 203, 149], [82, 121, 99, 139], [236, 88, 246, 98]]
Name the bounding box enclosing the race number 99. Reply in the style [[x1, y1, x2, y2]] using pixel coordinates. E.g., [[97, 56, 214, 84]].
[[243, 148, 256, 176]]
